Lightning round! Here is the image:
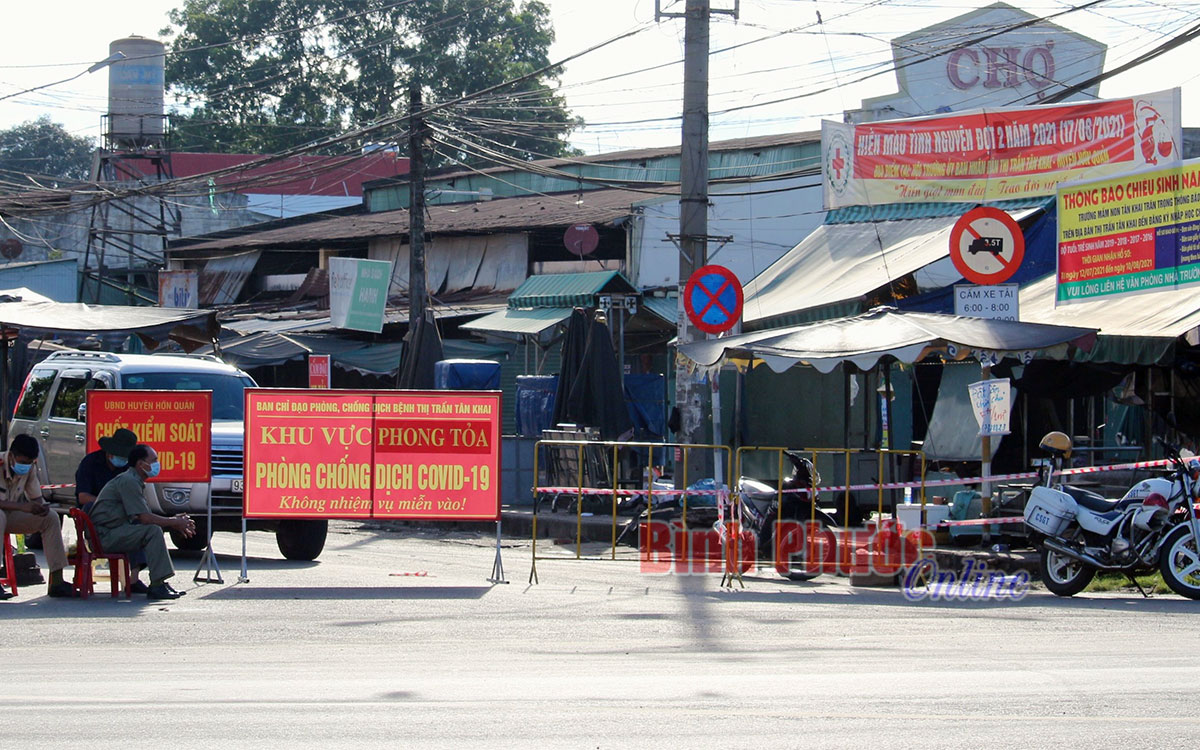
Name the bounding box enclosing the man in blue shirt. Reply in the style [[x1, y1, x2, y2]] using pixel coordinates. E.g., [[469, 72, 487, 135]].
[[76, 427, 136, 512]]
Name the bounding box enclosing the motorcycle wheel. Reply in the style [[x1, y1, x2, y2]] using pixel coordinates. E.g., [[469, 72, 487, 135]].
[[1158, 525, 1200, 600], [1039, 546, 1095, 597], [760, 512, 836, 582]]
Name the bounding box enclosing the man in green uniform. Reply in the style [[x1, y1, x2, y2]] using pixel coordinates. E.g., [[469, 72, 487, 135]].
[[89, 444, 196, 601]]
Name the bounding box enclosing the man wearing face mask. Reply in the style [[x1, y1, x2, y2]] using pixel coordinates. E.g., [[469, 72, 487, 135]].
[[76, 427, 149, 594], [76, 427, 136, 513], [0, 434, 76, 599], [89, 443, 195, 600]]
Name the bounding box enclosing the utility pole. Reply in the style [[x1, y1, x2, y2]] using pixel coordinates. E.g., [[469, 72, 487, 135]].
[[660, 0, 738, 475], [408, 79, 428, 325]]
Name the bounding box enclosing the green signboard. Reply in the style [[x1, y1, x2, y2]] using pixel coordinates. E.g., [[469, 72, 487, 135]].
[[329, 257, 393, 333]]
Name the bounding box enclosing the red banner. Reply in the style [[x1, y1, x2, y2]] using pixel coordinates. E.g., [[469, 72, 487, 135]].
[[86, 390, 212, 483], [308, 354, 330, 388], [243, 389, 501, 521], [822, 89, 1181, 209]]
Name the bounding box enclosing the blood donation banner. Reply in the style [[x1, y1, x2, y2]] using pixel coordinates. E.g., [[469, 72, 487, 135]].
[[822, 89, 1181, 210], [1056, 158, 1200, 304], [86, 390, 212, 483], [243, 389, 501, 521]]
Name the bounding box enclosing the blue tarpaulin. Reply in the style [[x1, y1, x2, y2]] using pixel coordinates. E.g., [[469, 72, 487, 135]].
[[434, 359, 501, 389]]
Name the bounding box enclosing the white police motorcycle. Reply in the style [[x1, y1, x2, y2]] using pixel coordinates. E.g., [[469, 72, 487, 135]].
[[1024, 431, 1200, 599]]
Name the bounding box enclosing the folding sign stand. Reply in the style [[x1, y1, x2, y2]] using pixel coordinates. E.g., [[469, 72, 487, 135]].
[[488, 521, 507, 584], [193, 499, 224, 584], [238, 517, 249, 584]]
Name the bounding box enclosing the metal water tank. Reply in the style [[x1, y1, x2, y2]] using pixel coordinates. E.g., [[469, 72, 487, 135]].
[[107, 36, 165, 148]]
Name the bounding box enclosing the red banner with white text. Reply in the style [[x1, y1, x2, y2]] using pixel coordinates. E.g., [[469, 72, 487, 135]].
[[243, 389, 501, 521], [822, 89, 1181, 209]]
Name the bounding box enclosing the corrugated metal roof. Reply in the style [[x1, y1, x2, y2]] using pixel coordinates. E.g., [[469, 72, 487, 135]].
[[460, 307, 573, 336], [373, 131, 820, 187], [222, 301, 505, 334], [825, 197, 1052, 224], [641, 295, 677, 324], [506, 271, 638, 309], [200, 250, 260, 305], [173, 188, 663, 253]]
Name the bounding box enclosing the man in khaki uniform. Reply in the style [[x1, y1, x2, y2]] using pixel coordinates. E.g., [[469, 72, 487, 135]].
[[0, 434, 76, 599], [89, 444, 195, 600]]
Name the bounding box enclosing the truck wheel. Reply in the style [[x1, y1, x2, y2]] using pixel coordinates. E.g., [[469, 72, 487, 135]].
[[170, 518, 209, 551], [277, 520, 328, 561]]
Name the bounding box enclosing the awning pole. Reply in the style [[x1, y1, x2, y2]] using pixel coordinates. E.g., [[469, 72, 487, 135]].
[[981, 362, 992, 545]]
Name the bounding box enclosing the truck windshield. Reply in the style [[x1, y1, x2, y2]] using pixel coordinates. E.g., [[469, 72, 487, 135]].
[[121, 373, 255, 421]]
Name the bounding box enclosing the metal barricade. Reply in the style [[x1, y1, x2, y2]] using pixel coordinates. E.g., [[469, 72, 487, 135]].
[[731, 447, 930, 583], [529, 440, 732, 583]]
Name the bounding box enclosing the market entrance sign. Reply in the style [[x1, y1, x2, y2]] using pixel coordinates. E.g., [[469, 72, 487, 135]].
[[243, 389, 501, 521], [950, 207, 1025, 285], [683, 264, 743, 335], [329, 257, 393, 333], [86, 390, 212, 483], [1057, 158, 1200, 304]]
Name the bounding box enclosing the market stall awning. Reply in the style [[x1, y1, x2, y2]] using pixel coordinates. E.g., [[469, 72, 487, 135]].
[[506, 270, 637, 309], [742, 208, 1042, 328], [0, 300, 218, 349], [460, 307, 574, 338], [678, 306, 1097, 373], [1020, 274, 1200, 339]]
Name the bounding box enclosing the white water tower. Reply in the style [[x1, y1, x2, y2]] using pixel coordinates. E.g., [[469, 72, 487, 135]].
[[106, 35, 165, 149]]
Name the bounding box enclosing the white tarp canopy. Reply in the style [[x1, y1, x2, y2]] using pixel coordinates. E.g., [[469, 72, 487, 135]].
[[0, 300, 218, 349], [742, 209, 1041, 325], [678, 307, 1097, 374], [1020, 274, 1200, 340]]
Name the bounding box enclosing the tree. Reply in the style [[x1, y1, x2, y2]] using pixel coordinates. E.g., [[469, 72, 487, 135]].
[[0, 117, 95, 186], [163, 0, 579, 163]]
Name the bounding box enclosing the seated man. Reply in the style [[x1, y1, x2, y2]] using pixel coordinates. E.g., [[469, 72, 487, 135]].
[[0, 434, 77, 599], [89, 444, 195, 601], [76, 427, 136, 513], [77, 427, 148, 594]]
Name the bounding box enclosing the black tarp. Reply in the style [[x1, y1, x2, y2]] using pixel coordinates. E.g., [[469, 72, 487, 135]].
[[552, 309, 590, 428], [560, 310, 633, 440]]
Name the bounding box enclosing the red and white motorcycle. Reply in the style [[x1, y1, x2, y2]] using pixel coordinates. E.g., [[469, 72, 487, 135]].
[[1024, 432, 1200, 599]]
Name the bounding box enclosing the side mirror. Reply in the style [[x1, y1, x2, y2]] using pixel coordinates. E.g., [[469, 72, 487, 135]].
[[77, 402, 87, 423]]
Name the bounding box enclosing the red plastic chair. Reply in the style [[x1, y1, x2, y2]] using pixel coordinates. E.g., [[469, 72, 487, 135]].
[[1, 533, 17, 597], [69, 508, 131, 599]]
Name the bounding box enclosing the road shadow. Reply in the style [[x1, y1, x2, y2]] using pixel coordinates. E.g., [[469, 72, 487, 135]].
[[170, 550, 320, 572], [197, 584, 493, 601], [0, 595, 186, 620], [702, 577, 1199, 613]]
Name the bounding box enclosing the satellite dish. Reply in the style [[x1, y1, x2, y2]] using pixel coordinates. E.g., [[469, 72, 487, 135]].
[[0, 239, 22, 260], [563, 224, 599, 258]]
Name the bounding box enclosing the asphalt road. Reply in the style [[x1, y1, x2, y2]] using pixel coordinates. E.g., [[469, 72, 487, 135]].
[[2, 521, 1198, 749]]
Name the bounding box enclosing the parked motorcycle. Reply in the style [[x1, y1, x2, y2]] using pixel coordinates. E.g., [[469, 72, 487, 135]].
[[1024, 431, 1200, 599], [618, 451, 837, 580], [723, 451, 838, 581]]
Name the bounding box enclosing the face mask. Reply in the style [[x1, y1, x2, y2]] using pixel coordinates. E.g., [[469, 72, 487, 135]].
[[11, 462, 32, 476], [146, 461, 161, 478], [110, 456, 128, 468]]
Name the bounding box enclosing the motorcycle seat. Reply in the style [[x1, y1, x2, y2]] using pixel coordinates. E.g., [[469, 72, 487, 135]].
[[1062, 485, 1139, 513]]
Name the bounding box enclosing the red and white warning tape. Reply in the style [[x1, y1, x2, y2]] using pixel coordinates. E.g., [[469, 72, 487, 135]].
[[42, 483, 75, 490], [536, 457, 1175, 505]]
